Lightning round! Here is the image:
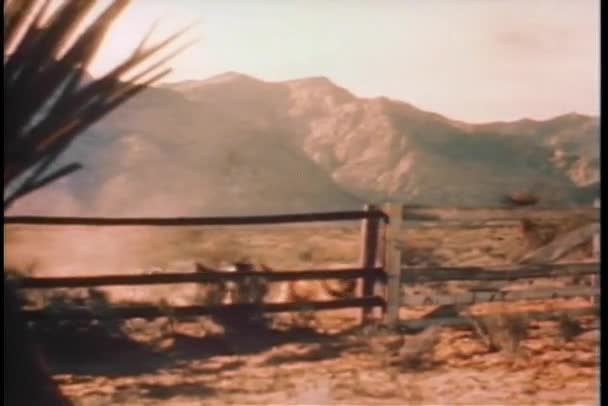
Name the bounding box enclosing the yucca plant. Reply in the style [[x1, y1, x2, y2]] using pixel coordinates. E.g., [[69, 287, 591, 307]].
[[3, 1, 195, 404], [4, 0, 195, 209]]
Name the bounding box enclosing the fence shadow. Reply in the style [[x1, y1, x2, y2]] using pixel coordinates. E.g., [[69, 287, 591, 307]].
[[401, 245, 444, 268], [37, 326, 169, 377], [127, 382, 217, 401], [41, 322, 364, 378], [261, 340, 359, 367]]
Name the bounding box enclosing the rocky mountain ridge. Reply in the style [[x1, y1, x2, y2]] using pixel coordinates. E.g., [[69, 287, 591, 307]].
[[8, 72, 599, 216]]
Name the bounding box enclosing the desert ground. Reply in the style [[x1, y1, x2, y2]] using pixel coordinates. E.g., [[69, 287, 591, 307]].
[[3, 211, 600, 405]]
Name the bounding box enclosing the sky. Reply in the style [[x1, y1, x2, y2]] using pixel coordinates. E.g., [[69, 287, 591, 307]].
[[87, 0, 599, 123]]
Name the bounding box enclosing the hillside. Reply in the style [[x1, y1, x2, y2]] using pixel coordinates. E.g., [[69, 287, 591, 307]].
[[7, 73, 599, 216]]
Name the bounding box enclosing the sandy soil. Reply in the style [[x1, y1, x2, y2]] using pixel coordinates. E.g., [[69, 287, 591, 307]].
[[4, 214, 600, 405], [45, 316, 598, 406]]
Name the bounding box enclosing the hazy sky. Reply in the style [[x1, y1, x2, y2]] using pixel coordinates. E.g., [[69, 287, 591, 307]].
[[89, 0, 599, 123]]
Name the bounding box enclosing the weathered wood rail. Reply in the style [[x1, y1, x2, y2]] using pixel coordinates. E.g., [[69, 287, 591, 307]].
[[402, 206, 599, 229], [400, 262, 598, 283], [403, 206, 600, 222], [401, 286, 600, 307], [398, 307, 599, 331], [16, 267, 385, 289], [6, 206, 388, 324], [4, 210, 388, 226]]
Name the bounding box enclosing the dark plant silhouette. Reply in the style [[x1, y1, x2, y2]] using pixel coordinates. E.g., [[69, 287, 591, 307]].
[[4, 0, 195, 208], [3, 1, 194, 404]]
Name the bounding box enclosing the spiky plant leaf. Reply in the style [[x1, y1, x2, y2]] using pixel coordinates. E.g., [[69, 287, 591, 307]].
[[4, 0, 195, 209], [3, 2, 196, 405]]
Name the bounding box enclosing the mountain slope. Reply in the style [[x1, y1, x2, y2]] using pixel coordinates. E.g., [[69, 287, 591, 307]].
[[7, 73, 599, 216]]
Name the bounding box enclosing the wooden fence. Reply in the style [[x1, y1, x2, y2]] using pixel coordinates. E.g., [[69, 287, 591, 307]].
[[5, 203, 601, 330], [382, 203, 601, 330], [6, 206, 389, 324]]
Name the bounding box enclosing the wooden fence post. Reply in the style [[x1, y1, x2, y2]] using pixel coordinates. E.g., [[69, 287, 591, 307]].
[[384, 202, 402, 329], [359, 204, 380, 324], [592, 199, 600, 305]]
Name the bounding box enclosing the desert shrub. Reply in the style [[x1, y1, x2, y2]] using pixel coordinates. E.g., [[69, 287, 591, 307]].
[[371, 326, 442, 370], [5, 270, 127, 349], [32, 289, 124, 340], [469, 313, 529, 355], [298, 248, 314, 262], [557, 313, 583, 342], [396, 325, 442, 369]]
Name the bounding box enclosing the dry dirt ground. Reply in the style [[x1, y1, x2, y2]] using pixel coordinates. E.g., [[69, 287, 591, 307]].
[[4, 214, 600, 405]]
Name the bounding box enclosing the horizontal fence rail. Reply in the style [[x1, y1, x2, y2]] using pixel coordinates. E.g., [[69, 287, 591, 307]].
[[404, 220, 525, 230], [15, 267, 385, 289], [403, 206, 600, 223], [22, 296, 387, 321], [4, 210, 389, 227], [398, 306, 599, 331], [401, 262, 598, 283], [401, 286, 599, 307]]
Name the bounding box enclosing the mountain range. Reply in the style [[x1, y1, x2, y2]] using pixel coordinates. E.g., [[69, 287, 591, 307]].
[[8, 72, 599, 216]]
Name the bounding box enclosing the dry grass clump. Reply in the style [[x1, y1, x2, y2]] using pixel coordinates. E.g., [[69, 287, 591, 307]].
[[520, 214, 596, 252], [519, 219, 554, 250], [367, 326, 442, 370], [298, 248, 314, 262], [557, 215, 597, 234], [23, 289, 149, 363], [469, 313, 529, 355], [557, 313, 584, 342], [33, 289, 121, 334], [396, 325, 442, 369]]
